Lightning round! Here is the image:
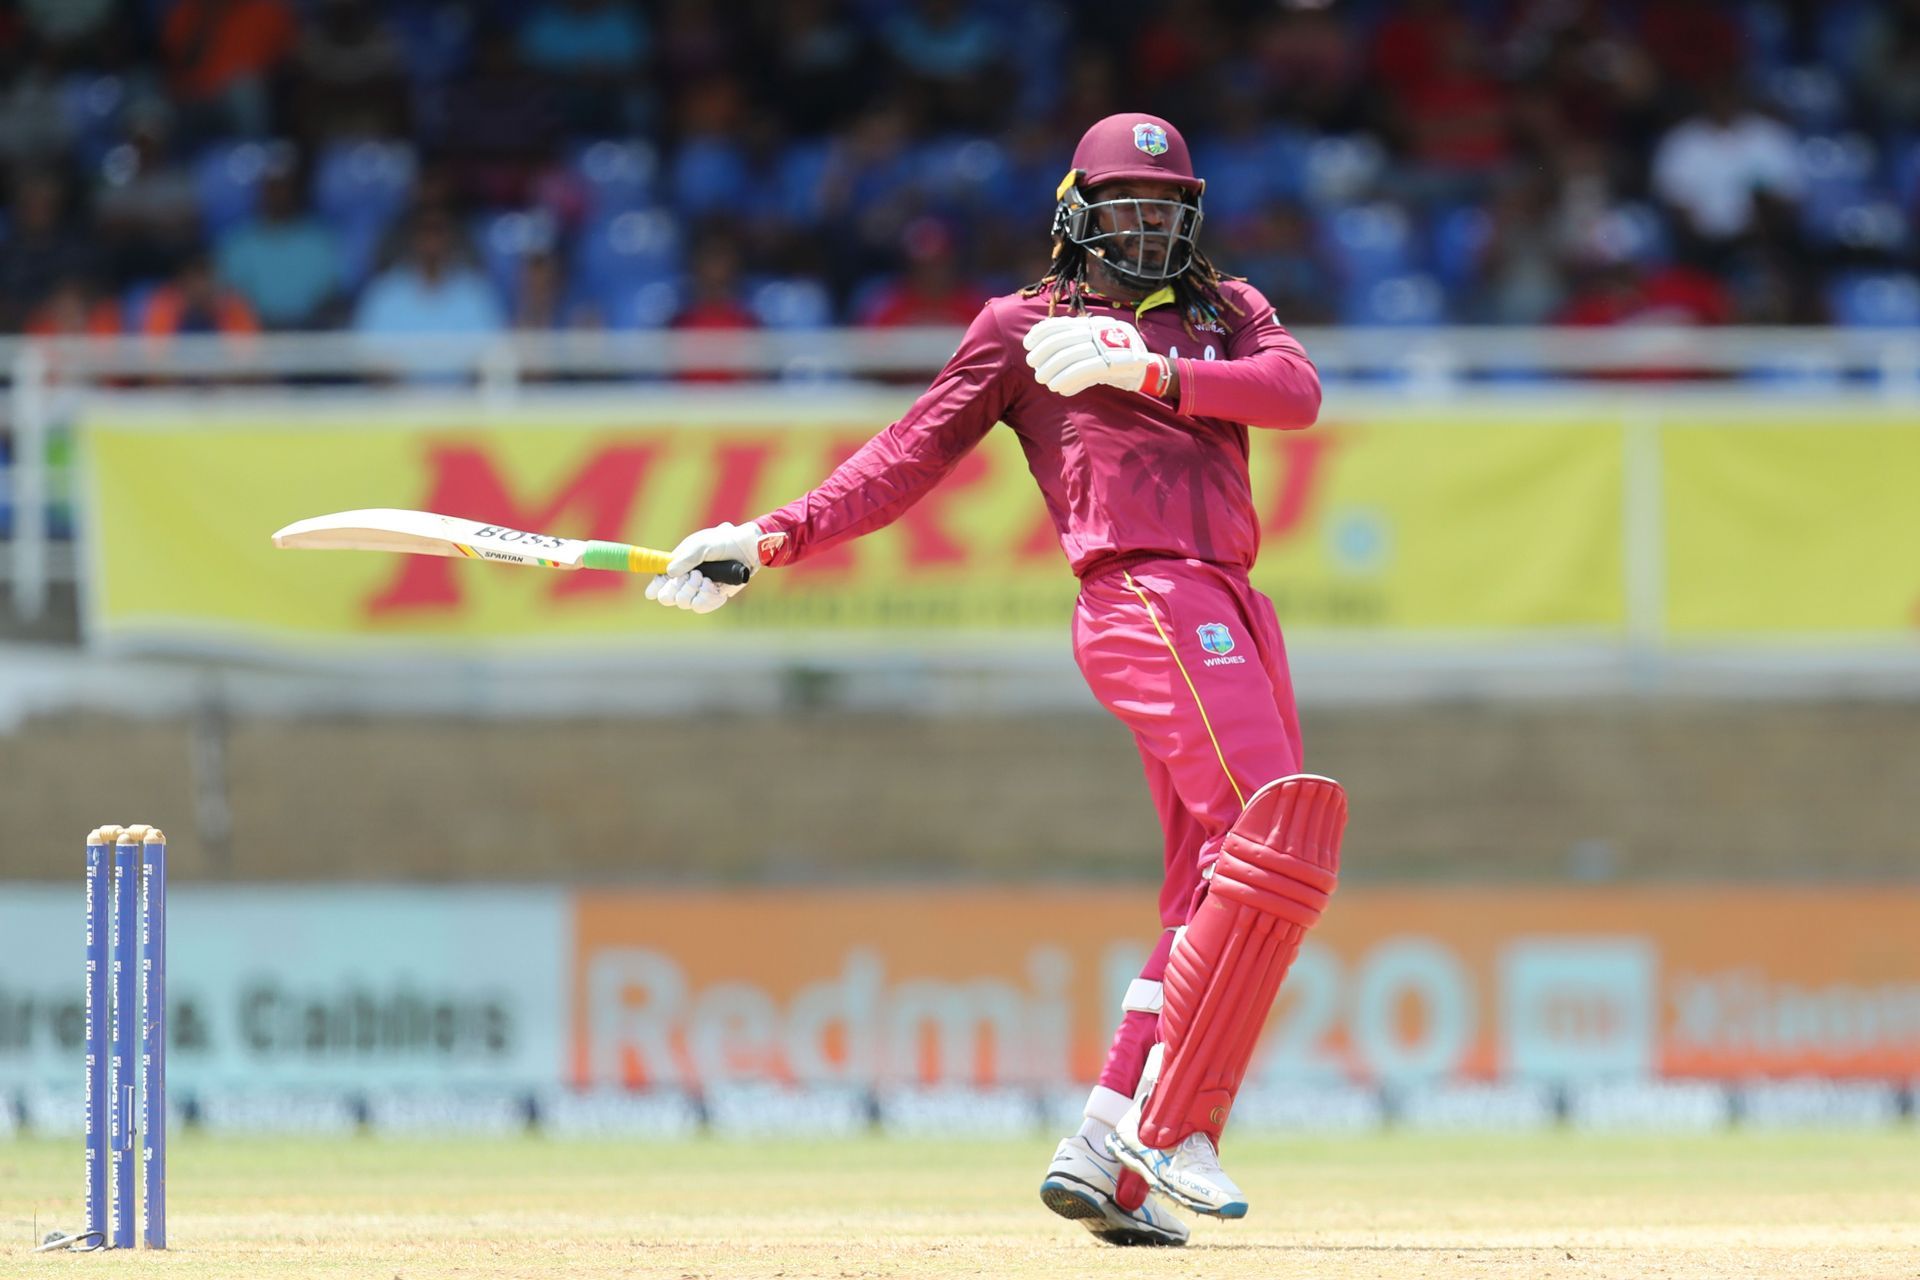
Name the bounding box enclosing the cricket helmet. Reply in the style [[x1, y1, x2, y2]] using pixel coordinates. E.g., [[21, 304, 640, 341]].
[[1051, 113, 1206, 283]]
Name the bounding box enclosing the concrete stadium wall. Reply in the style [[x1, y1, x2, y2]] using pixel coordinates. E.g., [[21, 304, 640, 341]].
[[0, 700, 1909, 883]]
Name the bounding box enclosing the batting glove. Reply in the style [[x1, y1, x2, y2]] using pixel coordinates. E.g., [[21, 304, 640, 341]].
[[645, 520, 763, 614], [1023, 315, 1172, 398]]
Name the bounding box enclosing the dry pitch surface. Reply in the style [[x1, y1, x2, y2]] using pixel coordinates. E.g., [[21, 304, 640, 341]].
[[5, 1133, 1918, 1279]]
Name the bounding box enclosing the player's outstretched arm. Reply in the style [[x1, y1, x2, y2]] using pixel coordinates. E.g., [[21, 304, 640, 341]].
[[645, 521, 764, 614]]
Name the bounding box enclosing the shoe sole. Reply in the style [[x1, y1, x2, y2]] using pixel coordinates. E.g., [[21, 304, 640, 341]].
[[1105, 1143, 1249, 1220], [1039, 1178, 1185, 1247]]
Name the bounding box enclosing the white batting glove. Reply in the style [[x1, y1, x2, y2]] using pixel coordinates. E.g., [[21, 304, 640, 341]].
[[645, 520, 763, 614], [1023, 315, 1172, 398]]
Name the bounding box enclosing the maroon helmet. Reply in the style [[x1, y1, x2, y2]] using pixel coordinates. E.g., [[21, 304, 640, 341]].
[[1052, 113, 1206, 283]]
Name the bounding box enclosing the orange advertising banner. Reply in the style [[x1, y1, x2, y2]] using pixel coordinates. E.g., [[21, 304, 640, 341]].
[[571, 887, 1920, 1088]]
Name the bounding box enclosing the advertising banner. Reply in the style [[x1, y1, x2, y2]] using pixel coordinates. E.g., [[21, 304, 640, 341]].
[[1662, 414, 1920, 636], [571, 885, 1920, 1088], [80, 399, 1625, 649], [0, 887, 568, 1092], [7, 883, 1917, 1104]]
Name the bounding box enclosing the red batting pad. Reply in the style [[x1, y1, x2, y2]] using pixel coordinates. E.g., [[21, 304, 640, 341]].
[[1138, 775, 1345, 1150]]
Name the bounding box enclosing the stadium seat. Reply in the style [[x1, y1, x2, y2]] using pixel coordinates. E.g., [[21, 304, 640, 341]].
[[476, 210, 558, 305], [775, 138, 835, 226], [1430, 204, 1492, 289], [1302, 135, 1387, 207], [58, 73, 128, 168], [574, 209, 681, 315], [1319, 203, 1417, 285], [1828, 273, 1920, 327], [572, 140, 658, 219], [603, 279, 682, 330], [669, 138, 754, 218], [1343, 272, 1445, 326], [748, 278, 834, 330], [314, 140, 417, 231], [194, 140, 293, 238]]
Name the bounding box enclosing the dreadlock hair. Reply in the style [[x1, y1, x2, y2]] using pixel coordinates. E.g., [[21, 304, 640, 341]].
[[1021, 234, 1245, 340]]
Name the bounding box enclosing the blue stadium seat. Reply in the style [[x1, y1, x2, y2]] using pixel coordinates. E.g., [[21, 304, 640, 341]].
[[1318, 202, 1417, 285], [1828, 273, 1920, 327], [1891, 136, 1920, 208], [194, 140, 291, 238], [1190, 140, 1273, 223], [1798, 133, 1878, 192], [1430, 204, 1492, 289], [476, 210, 558, 305], [574, 209, 681, 314], [775, 138, 835, 225], [603, 279, 682, 331], [1804, 197, 1908, 253], [669, 137, 753, 217], [58, 74, 129, 168], [748, 278, 834, 330], [572, 140, 658, 219], [1343, 273, 1445, 326], [314, 140, 417, 232]]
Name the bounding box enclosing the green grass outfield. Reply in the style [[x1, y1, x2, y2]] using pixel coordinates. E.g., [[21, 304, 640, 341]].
[[5, 1133, 1918, 1278]]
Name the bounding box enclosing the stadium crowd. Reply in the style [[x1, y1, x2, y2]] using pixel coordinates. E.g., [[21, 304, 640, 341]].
[[1, 0, 1918, 341]]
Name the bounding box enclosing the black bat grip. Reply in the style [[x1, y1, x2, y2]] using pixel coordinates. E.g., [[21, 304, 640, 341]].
[[699, 559, 753, 586]]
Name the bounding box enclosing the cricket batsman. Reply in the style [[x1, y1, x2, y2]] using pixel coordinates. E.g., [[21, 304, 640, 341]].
[[646, 113, 1347, 1246]]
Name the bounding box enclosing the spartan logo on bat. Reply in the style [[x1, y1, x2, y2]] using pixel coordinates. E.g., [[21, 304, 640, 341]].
[[1133, 123, 1169, 156]]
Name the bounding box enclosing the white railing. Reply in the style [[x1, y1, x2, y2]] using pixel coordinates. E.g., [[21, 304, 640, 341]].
[[5, 325, 1920, 625]]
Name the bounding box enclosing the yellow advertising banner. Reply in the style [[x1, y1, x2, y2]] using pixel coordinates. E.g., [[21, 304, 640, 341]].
[[569, 886, 1920, 1088], [1662, 413, 1920, 636], [82, 400, 1624, 648]]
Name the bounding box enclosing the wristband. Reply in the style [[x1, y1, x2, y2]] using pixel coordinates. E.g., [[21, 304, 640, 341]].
[[1140, 354, 1172, 399]]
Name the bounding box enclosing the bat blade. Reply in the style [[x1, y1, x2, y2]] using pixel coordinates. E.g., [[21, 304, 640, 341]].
[[271, 509, 592, 568], [270, 508, 752, 584]]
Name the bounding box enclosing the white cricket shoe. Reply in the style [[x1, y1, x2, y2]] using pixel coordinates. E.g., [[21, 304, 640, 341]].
[[1106, 1102, 1249, 1219], [1039, 1135, 1189, 1247]]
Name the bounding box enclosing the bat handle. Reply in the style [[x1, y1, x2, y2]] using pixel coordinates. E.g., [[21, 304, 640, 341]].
[[699, 559, 753, 587]]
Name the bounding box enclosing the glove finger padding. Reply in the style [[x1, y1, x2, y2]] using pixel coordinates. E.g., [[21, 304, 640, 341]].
[[1020, 315, 1084, 351], [1046, 355, 1118, 396], [1024, 327, 1095, 368], [1036, 343, 1104, 386]]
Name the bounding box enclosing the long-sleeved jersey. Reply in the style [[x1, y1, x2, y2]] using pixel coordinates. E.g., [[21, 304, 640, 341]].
[[751, 278, 1321, 577]]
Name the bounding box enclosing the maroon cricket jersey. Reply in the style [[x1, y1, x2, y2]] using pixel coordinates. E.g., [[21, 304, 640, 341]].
[[751, 279, 1321, 576]]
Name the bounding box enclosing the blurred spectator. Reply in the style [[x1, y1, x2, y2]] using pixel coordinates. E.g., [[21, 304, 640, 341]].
[[749, 0, 878, 135], [512, 250, 598, 331], [23, 275, 121, 339], [672, 230, 758, 383], [883, 0, 1008, 128], [1477, 174, 1566, 325], [161, 0, 300, 139], [91, 100, 202, 286], [0, 43, 70, 164], [216, 161, 342, 328], [425, 23, 561, 208], [290, 0, 411, 143], [1855, 0, 1920, 133], [1651, 81, 1802, 263], [15, 0, 116, 48], [857, 219, 983, 327], [353, 208, 505, 337], [1557, 257, 1732, 327], [1639, 0, 1745, 94], [139, 253, 261, 338], [1222, 205, 1336, 326], [1395, 22, 1512, 201], [0, 174, 102, 332], [517, 0, 650, 133], [1253, 2, 1364, 133]]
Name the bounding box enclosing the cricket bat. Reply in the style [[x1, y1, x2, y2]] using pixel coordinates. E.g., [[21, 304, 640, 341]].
[[270, 508, 753, 585]]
